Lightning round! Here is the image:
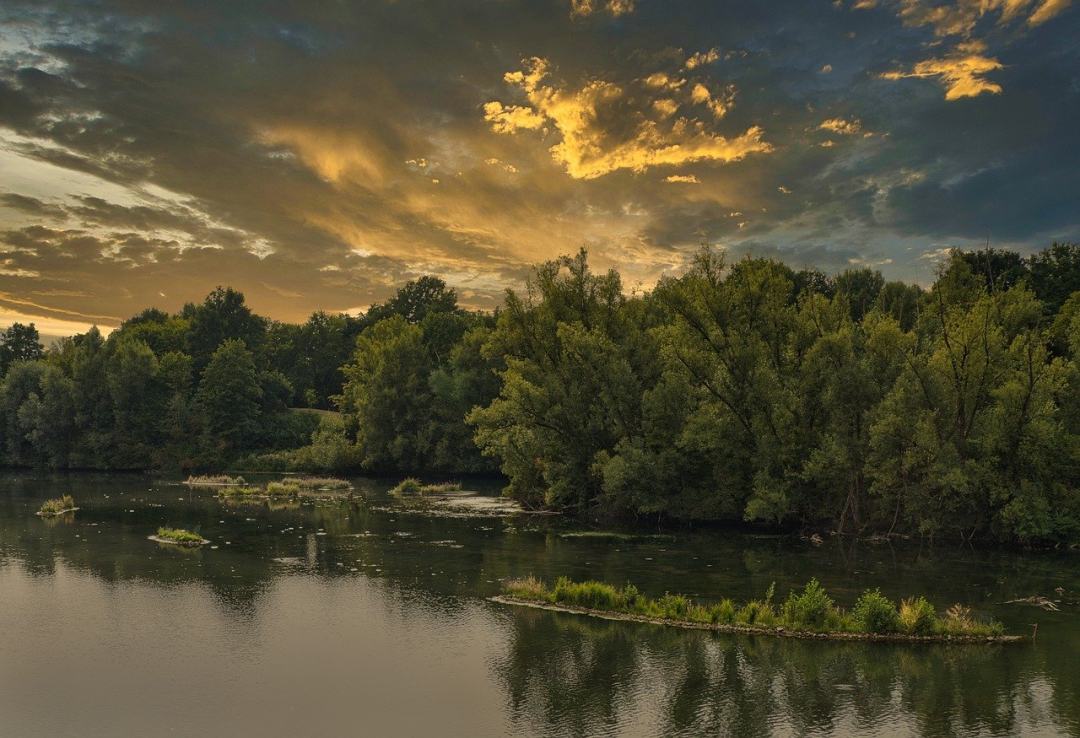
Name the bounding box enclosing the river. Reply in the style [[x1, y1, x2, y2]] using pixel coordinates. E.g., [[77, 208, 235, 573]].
[[1, 472, 1077, 737]]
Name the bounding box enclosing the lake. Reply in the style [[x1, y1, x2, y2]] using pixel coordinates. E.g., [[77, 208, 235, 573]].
[[1, 472, 1077, 737]]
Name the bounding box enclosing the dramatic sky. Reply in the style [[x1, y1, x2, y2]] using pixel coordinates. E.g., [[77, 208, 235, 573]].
[[1, 0, 1077, 336]]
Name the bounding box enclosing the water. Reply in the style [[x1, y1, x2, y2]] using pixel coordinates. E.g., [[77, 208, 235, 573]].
[[1, 472, 1077, 737]]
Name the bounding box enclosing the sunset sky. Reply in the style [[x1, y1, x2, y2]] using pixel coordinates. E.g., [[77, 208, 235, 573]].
[[0, 0, 1077, 337]]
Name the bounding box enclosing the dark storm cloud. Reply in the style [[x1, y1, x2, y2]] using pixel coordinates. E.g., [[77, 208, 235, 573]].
[[0, 0, 1076, 329]]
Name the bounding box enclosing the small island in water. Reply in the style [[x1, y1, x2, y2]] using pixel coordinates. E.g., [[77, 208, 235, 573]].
[[36, 495, 78, 517], [149, 527, 210, 547], [495, 577, 1023, 644]]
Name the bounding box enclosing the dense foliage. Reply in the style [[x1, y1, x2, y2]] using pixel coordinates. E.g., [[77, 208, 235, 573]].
[[1, 244, 1077, 543]]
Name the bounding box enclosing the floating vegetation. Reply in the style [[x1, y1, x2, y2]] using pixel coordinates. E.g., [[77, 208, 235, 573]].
[[216, 485, 268, 498], [266, 480, 302, 497], [495, 577, 1019, 643], [185, 474, 246, 487], [389, 478, 461, 495], [289, 476, 351, 490], [558, 531, 676, 542], [149, 527, 209, 546], [37, 495, 78, 517]]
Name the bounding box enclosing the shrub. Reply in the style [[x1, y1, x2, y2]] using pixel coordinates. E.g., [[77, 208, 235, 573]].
[[38, 495, 76, 515], [851, 589, 900, 633], [655, 593, 692, 619], [899, 596, 938, 635], [782, 578, 836, 630]]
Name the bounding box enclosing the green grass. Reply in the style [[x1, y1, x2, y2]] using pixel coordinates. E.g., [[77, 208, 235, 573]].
[[216, 485, 267, 497], [265, 481, 302, 497], [501, 577, 1007, 639], [186, 474, 246, 486], [290, 476, 351, 490], [155, 527, 205, 544], [38, 495, 76, 515], [390, 478, 462, 495]]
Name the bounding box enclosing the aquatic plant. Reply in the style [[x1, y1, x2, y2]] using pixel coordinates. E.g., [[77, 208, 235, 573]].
[[390, 478, 461, 495], [265, 481, 302, 497], [38, 495, 76, 516], [155, 527, 205, 544], [390, 478, 424, 495], [186, 474, 246, 486], [216, 485, 266, 497], [290, 476, 351, 490], [499, 577, 1010, 641]]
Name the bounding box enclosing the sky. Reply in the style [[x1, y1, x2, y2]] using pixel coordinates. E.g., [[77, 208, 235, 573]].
[[0, 0, 1077, 337]]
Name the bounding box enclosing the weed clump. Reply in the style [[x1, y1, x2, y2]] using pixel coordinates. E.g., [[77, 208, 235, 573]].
[[38, 495, 76, 516], [154, 527, 206, 545], [390, 478, 462, 495], [186, 474, 245, 486]]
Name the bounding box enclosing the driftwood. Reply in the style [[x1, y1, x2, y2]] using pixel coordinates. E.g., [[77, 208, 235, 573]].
[[1002, 596, 1060, 611]]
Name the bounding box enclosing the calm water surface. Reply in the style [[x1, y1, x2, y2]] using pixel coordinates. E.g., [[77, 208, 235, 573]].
[[1, 472, 1078, 737]]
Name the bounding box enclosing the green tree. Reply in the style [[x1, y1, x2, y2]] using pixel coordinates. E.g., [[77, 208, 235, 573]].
[[195, 338, 263, 456]]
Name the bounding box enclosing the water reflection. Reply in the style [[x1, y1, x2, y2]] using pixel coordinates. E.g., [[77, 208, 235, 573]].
[[1, 472, 1079, 737], [495, 607, 1071, 737]]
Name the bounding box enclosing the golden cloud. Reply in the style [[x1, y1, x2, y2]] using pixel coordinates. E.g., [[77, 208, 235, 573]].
[[818, 117, 863, 134], [482, 101, 545, 134], [570, 0, 635, 18], [484, 57, 771, 179], [685, 48, 720, 69], [664, 174, 701, 183], [891, 0, 1071, 36], [882, 48, 1004, 100]]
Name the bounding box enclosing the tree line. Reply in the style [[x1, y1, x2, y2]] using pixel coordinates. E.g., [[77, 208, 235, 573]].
[[1, 243, 1077, 542]]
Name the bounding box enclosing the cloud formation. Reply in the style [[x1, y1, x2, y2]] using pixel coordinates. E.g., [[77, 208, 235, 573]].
[[485, 57, 771, 179], [0, 0, 1075, 333]]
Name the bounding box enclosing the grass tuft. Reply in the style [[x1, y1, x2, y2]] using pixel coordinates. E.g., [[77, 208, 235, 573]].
[[38, 495, 76, 516], [155, 527, 205, 544]]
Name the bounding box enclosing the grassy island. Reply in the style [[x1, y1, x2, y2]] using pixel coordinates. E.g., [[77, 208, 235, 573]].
[[216, 478, 351, 499], [185, 474, 246, 487], [291, 476, 351, 490], [390, 478, 462, 495], [150, 527, 209, 546], [496, 577, 1020, 644], [37, 495, 77, 517]]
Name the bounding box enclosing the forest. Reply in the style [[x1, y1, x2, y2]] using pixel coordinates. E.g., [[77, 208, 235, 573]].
[[1, 243, 1077, 543]]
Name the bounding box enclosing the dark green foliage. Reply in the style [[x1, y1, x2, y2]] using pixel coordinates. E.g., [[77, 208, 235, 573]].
[[0, 243, 1076, 545], [782, 579, 835, 630], [852, 589, 900, 633], [0, 323, 43, 374]]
